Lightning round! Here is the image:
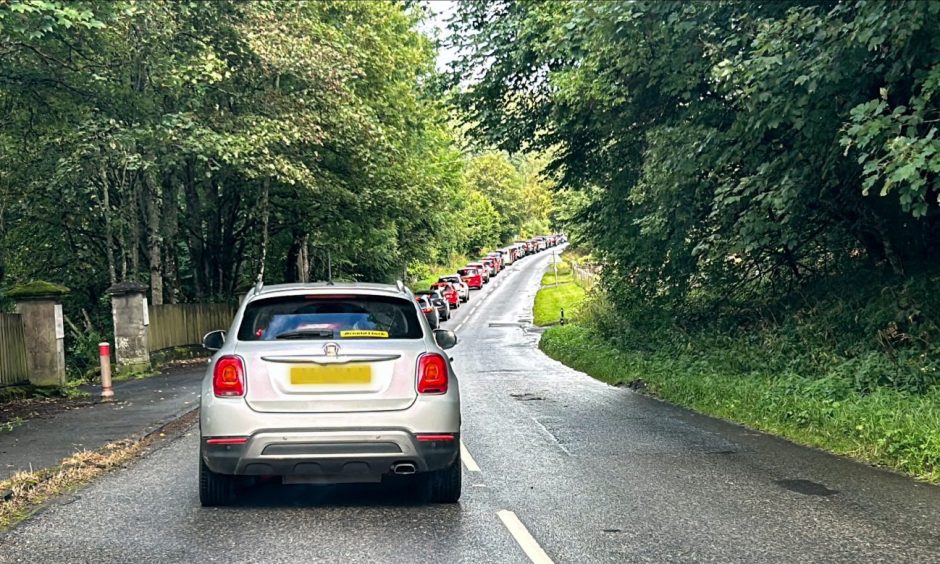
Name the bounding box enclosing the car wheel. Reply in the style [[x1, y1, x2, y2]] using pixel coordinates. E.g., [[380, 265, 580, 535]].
[[199, 457, 236, 507], [426, 454, 462, 503]]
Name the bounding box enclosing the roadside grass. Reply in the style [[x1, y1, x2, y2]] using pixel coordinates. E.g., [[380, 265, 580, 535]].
[[0, 409, 198, 532], [539, 324, 940, 483], [0, 417, 24, 433], [0, 439, 145, 531], [533, 257, 585, 326], [0, 383, 88, 405]]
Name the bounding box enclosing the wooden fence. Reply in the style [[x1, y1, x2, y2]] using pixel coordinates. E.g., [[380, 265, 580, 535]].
[[569, 260, 599, 289], [148, 303, 236, 353], [0, 313, 29, 386]]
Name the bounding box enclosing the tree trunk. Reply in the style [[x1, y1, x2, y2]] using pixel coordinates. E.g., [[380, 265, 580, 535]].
[[205, 175, 221, 296], [183, 158, 205, 298], [300, 234, 310, 283], [144, 171, 164, 305], [285, 230, 302, 282], [129, 173, 142, 279], [257, 178, 270, 284], [99, 164, 117, 286], [162, 170, 181, 304]]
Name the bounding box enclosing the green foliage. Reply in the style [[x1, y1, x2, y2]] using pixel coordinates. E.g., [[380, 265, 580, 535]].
[[412, 254, 470, 290], [0, 1, 554, 377], [65, 326, 106, 381], [450, 0, 940, 310], [465, 152, 526, 241], [540, 323, 940, 483]]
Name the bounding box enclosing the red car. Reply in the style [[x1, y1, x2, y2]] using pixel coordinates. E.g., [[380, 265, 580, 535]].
[[430, 281, 460, 308], [458, 267, 484, 289], [486, 253, 504, 271], [481, 257, 499, 276]]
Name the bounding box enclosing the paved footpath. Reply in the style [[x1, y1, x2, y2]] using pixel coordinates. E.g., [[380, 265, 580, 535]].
[[0, 366, 204, 481]]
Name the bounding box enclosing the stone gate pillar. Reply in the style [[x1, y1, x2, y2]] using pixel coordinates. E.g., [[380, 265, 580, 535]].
[[7, 281, 69, 387], [107, 282, 151, 374]]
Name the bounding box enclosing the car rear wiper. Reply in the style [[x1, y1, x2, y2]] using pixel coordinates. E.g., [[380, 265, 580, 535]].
[[274, 329, 335, 340]]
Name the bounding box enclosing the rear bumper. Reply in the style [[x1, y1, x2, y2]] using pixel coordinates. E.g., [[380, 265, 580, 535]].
[[202, 430, 459, 481]]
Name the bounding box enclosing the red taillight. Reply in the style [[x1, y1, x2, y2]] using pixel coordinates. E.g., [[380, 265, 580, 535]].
[[206, 437, 248, 445], [213, 355, 245, 397], [416, 434, 455, 442], [417, 353, 448, 394], [422, 306, 433, 313]]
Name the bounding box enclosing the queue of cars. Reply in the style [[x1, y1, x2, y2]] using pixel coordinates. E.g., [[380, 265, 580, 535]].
[[415, 234, 566, 328], [198, 233, 564, 506]]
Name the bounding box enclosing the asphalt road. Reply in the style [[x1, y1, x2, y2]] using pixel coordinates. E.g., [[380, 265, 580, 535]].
[[2, 249, 939, 562]]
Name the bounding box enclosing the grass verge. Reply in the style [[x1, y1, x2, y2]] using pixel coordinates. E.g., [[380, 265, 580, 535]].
[[0, 409, 198, 531], [539, 324, 940, 483], [533, 257, 586, 326]]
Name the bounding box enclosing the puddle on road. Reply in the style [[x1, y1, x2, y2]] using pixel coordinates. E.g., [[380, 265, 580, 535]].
[[775, 479, 839, 497]]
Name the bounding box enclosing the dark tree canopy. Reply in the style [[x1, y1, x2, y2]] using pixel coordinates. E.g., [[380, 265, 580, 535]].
[[449, 0, 940, 309]]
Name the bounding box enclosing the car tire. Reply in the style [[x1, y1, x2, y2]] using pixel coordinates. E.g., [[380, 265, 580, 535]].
[[426, 454, 462, 503], [199, 457, 236, 507]]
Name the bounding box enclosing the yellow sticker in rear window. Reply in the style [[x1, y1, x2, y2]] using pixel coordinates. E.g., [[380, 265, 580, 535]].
[[339, 330, 389, 338]]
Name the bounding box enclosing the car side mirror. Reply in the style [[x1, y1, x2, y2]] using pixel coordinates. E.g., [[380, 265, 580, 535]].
[[434, 329, 458, 350], [202, 330, 226, 351]]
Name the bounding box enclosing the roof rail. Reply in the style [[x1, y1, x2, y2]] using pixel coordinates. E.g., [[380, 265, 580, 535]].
[[396, 280, 407, 294], [252, 278, 264, 296]]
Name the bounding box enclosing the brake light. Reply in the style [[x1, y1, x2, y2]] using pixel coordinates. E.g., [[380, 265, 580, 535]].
[[206, 437, 248, 445], [417, 353, 448, 394], [422, 306, 433, 313], [213, 355, 245, 397], [416, 434, 455, 442]]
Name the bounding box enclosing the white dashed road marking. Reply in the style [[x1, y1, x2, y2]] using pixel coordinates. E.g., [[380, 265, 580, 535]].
[[460, 440, 481, 472], [497, 510, 555, 564]]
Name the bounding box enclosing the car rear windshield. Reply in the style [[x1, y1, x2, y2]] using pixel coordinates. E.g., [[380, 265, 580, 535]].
[[457, 268, 477, 276], [238, 295, 423, 341]]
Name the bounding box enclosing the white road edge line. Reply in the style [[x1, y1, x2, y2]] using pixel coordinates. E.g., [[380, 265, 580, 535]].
[[454, 303, 481, 333], [460, 440, 481, 472], [497, 510, 555, 564]]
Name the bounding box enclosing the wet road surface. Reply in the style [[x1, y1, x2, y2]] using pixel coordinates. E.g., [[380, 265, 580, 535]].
[[2, 249, 939, 562]]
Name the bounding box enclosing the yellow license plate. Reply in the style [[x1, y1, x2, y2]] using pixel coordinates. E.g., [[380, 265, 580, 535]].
[[290, 365, 372, 385]]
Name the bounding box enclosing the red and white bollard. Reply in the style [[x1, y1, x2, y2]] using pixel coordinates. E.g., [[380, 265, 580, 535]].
[[99, 342, 114, 400]]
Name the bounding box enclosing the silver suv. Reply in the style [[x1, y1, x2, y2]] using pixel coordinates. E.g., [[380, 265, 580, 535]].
[[198, 282, 461, 506]]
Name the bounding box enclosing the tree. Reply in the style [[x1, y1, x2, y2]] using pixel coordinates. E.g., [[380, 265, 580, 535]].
[[448, 0, 940, 310], [0, 0, 554, 356]]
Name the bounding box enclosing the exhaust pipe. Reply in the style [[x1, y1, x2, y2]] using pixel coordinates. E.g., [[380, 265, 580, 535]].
[[392, 462, 416, 475]]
